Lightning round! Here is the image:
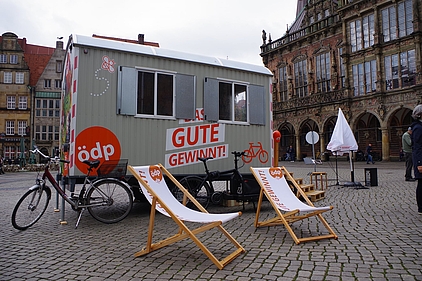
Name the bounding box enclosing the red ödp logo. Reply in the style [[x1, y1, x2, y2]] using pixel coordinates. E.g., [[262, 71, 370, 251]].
[[75, 126, 121, 174]]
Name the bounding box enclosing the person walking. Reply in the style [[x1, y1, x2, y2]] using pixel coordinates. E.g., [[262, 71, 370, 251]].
[[366, 143, 375, 164], [286, 145, 295, 162], [402, 127, 415, 181], [410, 104, 422, 214]]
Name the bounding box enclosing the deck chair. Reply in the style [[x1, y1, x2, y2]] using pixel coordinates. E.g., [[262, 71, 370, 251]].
[[128, 164, 245, 270], [250, 166, 338, 244]]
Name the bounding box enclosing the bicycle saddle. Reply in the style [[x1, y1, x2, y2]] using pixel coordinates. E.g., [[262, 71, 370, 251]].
[[198, 157, 213, 162], [82, 160, 101, 168]]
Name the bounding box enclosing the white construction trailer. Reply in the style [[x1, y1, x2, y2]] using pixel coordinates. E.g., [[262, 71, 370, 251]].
[[60, 34, 274, 199]]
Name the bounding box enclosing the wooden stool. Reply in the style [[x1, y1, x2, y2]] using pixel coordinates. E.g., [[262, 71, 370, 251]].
[[310, 172, 328, 191]]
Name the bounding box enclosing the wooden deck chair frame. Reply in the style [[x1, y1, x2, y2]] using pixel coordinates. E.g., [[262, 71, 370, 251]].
[[128, 164, 245, 270], [251, 166, 338, 244]]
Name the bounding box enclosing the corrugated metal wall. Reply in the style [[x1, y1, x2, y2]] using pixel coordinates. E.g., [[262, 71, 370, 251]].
[[71, 44, 272, 176]]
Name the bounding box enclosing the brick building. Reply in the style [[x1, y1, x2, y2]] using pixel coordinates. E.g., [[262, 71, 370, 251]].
[[0, 32, 63, 163], [261, 0, 421, 162], [0, 32, 33, 163]]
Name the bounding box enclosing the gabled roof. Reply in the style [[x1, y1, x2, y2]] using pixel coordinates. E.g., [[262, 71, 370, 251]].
[[24, 53, 52, 86], [0, 32, 54, 86], [288, 0, 339, 34]]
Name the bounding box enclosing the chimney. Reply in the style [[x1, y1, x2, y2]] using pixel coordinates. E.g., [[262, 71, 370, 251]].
[[56, 41, 64, 49], [138, 34, 145, 44]]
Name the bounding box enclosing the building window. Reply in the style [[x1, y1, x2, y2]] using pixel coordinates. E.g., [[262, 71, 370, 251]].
[[55, 100, 60, 117], [385, 49, 416, 90], [352, 60, 376, 96], [56, 60, 63, 72], [349, 14, 374, 52], [18, 96, 27, 109], [10, 54, 18, 64], [44, 79, 51, 88], [279, 66, 288, 101], [6, 121, 15, 135], [294, 60, 308, 98], [55, 79, 61, 88], [7, 96, 16, 109], [382, 0, 413, 43], [4, 146, 15, 160], [15, 72, 24, 84], [339, 48, 346, 88], [35, 98, 60, 117], [218, 82, 247, 122], [364, 61, 377, 93], [0, 54, 7, 63], [4, 72, 12, 83], [315, 52, 331, 93], [35, 125, 59, 141], [55, 126, 60, 141], [137, 71, 174, 117], [18, 121, 27, 136]]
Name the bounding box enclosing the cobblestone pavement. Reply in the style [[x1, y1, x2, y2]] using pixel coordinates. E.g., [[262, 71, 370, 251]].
[[1, 160, 421, 281]]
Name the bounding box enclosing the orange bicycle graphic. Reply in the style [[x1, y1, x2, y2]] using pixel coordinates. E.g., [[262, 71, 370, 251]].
[[242, 142, 269, 163]]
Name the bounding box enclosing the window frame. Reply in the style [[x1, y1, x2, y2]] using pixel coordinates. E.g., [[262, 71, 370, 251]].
[[349, 14, 374, 52], [6, 121, 15, 135], [315, 52, 331, 93], [294, 60, 308, 98], [217, 80, 248, 123], [44, 79, 51, 88], [352, 60, 376, 96], [4, 72, 12, 84], [15, 72, 24, 84], [279, 66, 288, 101], [18, 121, 27, 136], [18, 96, 27, 110], [10, 54, 18, 64], [117, 66, 196, 120], [0, 54, 7, 63], [7, 96, 16, 109], [382, 0, 413, 43], [385, 49, 416, 90]]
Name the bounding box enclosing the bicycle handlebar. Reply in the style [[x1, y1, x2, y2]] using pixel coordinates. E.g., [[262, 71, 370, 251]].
[[30, 146, 70, 164]]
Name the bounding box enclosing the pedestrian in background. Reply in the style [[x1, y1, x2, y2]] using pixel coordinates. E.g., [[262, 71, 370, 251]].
[[410, 104, 422, 214], [366, 143, 375, 164], [286, 145, 295, 162], [402, 127, 415, 181]]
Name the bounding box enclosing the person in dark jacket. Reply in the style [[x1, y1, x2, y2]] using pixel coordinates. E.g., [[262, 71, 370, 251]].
[[410, 104, 422, 214]]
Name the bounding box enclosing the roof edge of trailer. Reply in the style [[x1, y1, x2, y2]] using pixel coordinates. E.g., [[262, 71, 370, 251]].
[[70, 34, 273, 76]]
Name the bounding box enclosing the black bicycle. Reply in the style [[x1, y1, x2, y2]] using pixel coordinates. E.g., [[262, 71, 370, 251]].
[[11, 147, 133, 230], [173, 151, 260, 210]]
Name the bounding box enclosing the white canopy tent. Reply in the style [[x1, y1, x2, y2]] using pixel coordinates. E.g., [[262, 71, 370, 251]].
[[327, 108, 364, 187]]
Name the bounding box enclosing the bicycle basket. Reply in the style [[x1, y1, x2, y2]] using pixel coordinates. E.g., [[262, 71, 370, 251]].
[[97, 159, 128, 178]]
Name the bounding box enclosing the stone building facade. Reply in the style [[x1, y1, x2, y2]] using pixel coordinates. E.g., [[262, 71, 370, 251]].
[[261, 0, 421, 162], [0, 32, 32, 163]]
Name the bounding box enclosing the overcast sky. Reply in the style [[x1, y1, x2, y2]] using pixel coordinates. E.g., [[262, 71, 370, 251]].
[[1, 0, 297, 66]]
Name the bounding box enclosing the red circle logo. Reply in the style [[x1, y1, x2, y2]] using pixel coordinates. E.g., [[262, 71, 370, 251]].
[[75, 126, 121, 174], [269, 167, 283, 179]]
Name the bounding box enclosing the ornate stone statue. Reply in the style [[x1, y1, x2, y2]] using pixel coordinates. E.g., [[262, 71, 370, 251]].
[[262, 30, 267, 45]]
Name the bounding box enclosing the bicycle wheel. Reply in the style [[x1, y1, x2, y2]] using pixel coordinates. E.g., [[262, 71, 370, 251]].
[[259, 150, 269, 163], [176, 176, 212, 209], [87, 178, 133, 224], [242, 150, 253, 163], [12, 186, 51, 230]]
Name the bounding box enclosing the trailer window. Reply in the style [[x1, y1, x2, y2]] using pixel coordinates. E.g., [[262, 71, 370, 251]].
[[137, 71, 173, 117], [219, 82, 247, 122], [204, 77, 265, 125], [118, 66, 195, 119]]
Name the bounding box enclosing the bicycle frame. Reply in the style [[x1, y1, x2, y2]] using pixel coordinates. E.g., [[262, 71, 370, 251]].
[[31, 149, 112, 210], [12, 147, 133, 230], [200, 152, 245, 195]]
